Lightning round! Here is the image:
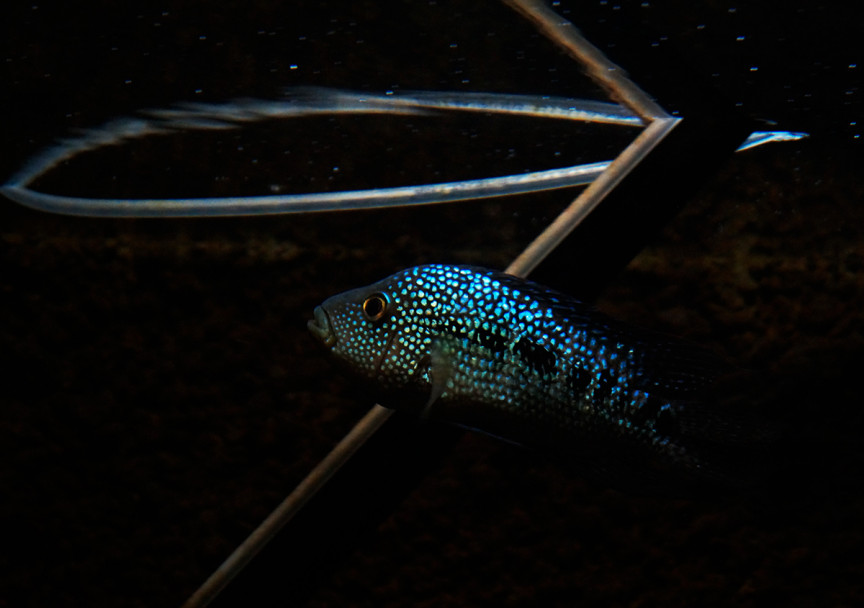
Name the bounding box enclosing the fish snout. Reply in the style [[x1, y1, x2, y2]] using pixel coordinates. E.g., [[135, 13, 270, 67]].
[[308, 306, 336, 348]]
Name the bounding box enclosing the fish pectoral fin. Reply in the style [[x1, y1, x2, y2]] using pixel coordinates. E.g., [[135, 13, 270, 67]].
[[415, 345, 452, 419]]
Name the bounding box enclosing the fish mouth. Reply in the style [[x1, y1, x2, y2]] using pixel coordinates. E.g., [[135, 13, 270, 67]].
[[307, 306, 336, 348]]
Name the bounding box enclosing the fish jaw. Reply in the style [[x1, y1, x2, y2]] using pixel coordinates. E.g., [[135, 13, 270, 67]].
[[308, 306, 336, 348]]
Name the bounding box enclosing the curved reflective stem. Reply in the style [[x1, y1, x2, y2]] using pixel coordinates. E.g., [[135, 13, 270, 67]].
[[2, 90, 637, 217], [1, 86, 802, 218]]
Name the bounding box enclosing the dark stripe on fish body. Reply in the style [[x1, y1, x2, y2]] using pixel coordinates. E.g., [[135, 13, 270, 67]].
[[446, 320, 509, 352], [514, 336, 557, 377], [593, 369, 615, 405], [571, 366, 591, 396], [475, 325, 508, 352]]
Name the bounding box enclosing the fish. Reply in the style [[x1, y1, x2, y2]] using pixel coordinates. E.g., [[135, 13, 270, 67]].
[[308, 264, 767, 492]]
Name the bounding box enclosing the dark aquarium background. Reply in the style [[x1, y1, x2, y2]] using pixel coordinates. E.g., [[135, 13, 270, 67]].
[[1, 1, 863, 606]]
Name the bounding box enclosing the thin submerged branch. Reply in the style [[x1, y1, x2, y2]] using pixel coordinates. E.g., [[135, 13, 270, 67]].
[[180, 405, 394, 608]]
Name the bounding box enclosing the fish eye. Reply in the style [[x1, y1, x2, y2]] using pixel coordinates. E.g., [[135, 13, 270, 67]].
[[362, 292, 390, 322]]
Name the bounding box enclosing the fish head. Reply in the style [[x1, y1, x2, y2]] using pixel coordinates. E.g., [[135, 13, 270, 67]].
[[308, 266, 450, 394]]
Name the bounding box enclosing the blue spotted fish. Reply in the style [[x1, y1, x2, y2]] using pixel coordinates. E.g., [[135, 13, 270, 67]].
[[309, 264, 757, 490]]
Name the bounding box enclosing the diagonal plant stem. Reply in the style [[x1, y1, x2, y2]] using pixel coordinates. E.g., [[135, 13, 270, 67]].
[[506, 117, 676, 278], [180, 404, 393, 608], [181, 2, 678, 606], [502, 0, 667, 121]]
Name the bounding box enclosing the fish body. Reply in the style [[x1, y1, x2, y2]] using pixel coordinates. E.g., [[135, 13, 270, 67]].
[[309, 264, 749, 489]]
